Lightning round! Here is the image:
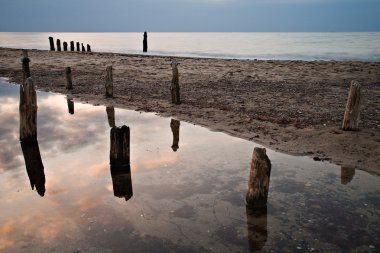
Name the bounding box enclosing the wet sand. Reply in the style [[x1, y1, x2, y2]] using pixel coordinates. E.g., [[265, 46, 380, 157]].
[[0, 47, 379, 175]]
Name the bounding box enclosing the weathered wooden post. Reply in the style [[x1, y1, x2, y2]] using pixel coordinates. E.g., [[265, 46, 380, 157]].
[[246, 147, 272, 208], [105, 66, 113, 97], [67, 98, 74, 115], [106, 106, 116, 127], [49, 36, 55, 51], [65, 67, 73, 90], [76, 42, 80, 51], [70, 41, 74, 51], [19, 77, 37, 141], [342, 80, 361, 131], [21, 49, 31, 85], [87, 44, 91, 52], [170, 119, 180, 151], [170, 60, 181, 104], [57, 39, 61, 51], [143, 31, 148, 52], [246, 207, 268, 251], [81, 43, 85, 52], [341, 166, 355, 185], [63, 41, 68, 51]]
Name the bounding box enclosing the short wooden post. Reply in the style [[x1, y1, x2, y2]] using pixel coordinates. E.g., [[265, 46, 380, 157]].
[[246, 207, 268, 251], [57, 39, 61, 51], [49, 36, 55, 51], [246, 147, 272, 208], [65, 67, 73, 90], [70, 41, 74, 51], [63, 41, 68, 51], [81, 43, 85, 52], [106, 106, 116, 127], [342, 80, 361, 131], [170, 119, 180, 151], [19, 77, 37, 142], [105, 66, 113, 97], [143, 31, 148, 52], [170, 60, 181, 104], [110, 125, 130, 167], [87, 44, 91, 52], [341, 166, 355, 185], [67, 99, 74, 114], [76, 42, 80, 51], [21, 49, 31, 85]]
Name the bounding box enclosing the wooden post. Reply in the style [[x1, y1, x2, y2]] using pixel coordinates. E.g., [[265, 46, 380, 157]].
[[341, 166, 355, 185], [19, 77, 37, 142], [246, 147, 272, 208], [49, 37, 55, 51], [21, 49, 31, 85], [87, 44, 91, 52], [170, 60, 181, 104], [342, 80, 361, 131], [106, 106, 116, 127], [105, 66, 113, 97], [57, 39, 61, 51], [143, 31, 148, 52], [110, 163, 133, 201], [63, 41, 68, 51], [70, 41, 74, 51], [65, 67, 73, 90], [170, 119, 180, 151], [81, 43, 85, 52], [67, 99, 74, 115], [246, 206, 268, 251], [76, 42, 80, 51]]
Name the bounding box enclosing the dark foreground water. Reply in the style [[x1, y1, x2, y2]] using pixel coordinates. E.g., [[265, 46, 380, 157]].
[[0, 78, 379, 252]]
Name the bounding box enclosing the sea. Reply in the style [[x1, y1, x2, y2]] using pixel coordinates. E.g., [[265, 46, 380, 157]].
[[0, 32, 380, 61]]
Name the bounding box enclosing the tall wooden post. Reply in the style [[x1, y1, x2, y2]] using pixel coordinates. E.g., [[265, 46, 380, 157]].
[[246, 147, 272, 208], [70, 41, 74, 51], [76, 42, 80, 51], [170, 60, 181, 104], [21, 49, 31, 85], [87, 44, 91, 52], [49, 37, 55, 51], [106, 106, 116, 127], [19, 78, 37, 142], [170, 119, 180, 151], [105, 66, 113, 97], [63, 42, 68, 51], [143, 31, 148, 52], [57, 39, 61, 51], [246, 207, 268, 251], [342, 80, 361, 131], [81, 43, 85, 52], [67, 98, 74, 115], [65, 67, 73, 90]]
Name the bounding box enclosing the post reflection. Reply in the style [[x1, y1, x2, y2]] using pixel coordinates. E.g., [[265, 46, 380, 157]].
[[106, 106, 115, 127], [341, 166, 355, 185], [170, 119, 180, 152], [67, 98, 74, 115], [246, 207, 268, 252]]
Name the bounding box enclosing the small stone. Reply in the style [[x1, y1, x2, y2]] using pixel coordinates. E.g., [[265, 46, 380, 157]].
[[369, 245, 375, 249]]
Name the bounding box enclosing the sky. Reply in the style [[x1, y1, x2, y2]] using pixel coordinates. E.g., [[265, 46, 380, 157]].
[[0, 0, 379, 32]]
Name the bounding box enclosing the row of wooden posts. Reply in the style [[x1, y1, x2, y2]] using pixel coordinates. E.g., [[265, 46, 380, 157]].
[[49, 37, 91, 52]]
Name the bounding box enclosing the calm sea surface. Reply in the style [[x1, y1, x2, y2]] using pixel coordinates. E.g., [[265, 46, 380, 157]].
[[0, 32, 379, 61]]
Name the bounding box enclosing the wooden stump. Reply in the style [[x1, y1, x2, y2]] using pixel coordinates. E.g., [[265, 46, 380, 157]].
[[143, 31, 148, 52], [246, 206, 268, 251], [170, 60, 180, 104], [63, 41, 68, 51], [65, 67, 73, 90], [67, 98, 74, 115], [76, 42, 80, 51], [105, 66, 113, 97], [81, 43, 85, 52], [246, 147, 272, 208], [110, 125, 130, 167], [342, 80, 361, 131], [341, 166, 355, 185], [19, 77, 37, 142], [21, 49, 31, 85], [87, 44, 91, 52], [106, 106, 116, 127], [70, 41, 75, 51], [57, 39, 61, 51], [49, 36, 55, 51], [170, 119, 180, 151]]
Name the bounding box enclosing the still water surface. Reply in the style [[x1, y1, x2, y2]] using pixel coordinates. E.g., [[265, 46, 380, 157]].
[[0, 78, 379, 252]]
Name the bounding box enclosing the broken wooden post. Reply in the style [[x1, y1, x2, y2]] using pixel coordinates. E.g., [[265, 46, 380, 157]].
[[19, 77, 37, 142], [67, 98, 74, 115], [81, 43, 85, 52], [106, 106, 116, 127], [105, 66, 113, 97], [341, 166, 355, 185], [49, 36, 55, 51], [246, 206, 268, 251], [57, 39, 61, 51], [342, 80, 361, 131], [246, 147, 272, 208], [65, 67, 73, 90], [143, 31, 148, 52], [70, 41, 74, 51], [87, 44, 91, 52], [63, 41, 68, 51], [21, 49, 31, 85], [76, 42, 80, 51], [170, 60, 181, 104], [170, 119, 180, 151]]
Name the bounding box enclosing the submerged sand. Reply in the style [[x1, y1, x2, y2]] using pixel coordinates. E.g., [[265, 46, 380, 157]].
[[0, 47, 379, 175]]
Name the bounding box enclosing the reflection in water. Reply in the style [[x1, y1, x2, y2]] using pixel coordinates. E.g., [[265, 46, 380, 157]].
[[106, 106, 115, 128], [170, 119, 180, 152], [246, 206, 268, 251], [67, 99, 74, 115], [341, 166, 355, 185], [110, 125, 133, 201]]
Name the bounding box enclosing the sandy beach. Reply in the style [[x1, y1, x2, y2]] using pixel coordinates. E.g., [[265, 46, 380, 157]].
[[0, 47, 379, 175]]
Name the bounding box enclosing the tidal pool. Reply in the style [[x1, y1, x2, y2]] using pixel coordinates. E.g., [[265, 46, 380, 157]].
[[0, 78, 379, 253]]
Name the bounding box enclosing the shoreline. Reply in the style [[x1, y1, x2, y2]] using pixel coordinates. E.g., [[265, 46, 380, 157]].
[[1, 47, 379, 175]]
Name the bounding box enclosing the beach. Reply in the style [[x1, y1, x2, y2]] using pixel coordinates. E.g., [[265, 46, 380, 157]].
[[0, 47, 379, 175]]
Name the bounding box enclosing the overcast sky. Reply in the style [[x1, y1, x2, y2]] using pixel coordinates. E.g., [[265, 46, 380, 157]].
[[0, 0, 379, 32]]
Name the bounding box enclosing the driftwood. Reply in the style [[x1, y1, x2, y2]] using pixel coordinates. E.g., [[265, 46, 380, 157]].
[[143, 31, 148, 52], [70, 41, 74, 51], [170, 119, 180, 151], [67, 99, 74, 115], [170, 60, 180, 104], [21, 50, 30, 85], [19, 77, 37, 141], [106, 106, 116, 127], [65, 67, 73, 90], [342, 80, 361, 131], [57, 39, 61, 51], [63, 41, 68, 51], [246, 147, 272, 208], [49, 37, 55, 51], [105, 66, 113, 97]]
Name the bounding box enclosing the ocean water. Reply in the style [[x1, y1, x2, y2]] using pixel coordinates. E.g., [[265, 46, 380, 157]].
[[0, 32, 380, 61]]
